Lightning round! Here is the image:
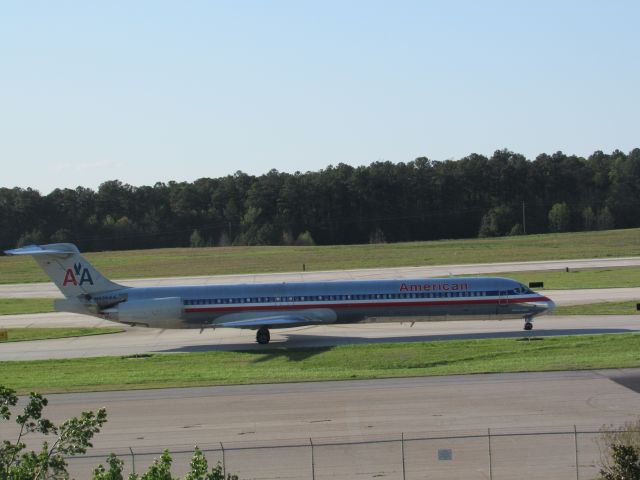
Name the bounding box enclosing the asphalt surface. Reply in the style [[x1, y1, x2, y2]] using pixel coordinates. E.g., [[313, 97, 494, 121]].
[[2, 370, 640, 478], [5, 369, 638, 446], [1, 258, 639, 477], [1, 256, 639, 298], [0, 282, 639, 360], [1, 313, 639, 360], [1, 281, 639, 360]]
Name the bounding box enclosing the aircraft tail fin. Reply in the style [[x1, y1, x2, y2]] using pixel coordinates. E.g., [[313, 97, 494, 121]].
[[4, 243, 124, 298]]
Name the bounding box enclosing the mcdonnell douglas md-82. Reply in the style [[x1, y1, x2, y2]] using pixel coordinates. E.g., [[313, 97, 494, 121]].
[[5, 243, 555, 344]]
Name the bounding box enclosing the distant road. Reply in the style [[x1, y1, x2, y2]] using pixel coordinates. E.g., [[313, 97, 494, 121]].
[[1, 256, 639, 298], [548, 287, 640, 305]]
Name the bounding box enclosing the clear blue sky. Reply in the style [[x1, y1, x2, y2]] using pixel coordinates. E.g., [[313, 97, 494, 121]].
[[2, 1, 638, 193]]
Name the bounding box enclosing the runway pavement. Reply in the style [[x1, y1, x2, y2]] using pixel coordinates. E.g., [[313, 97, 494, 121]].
[[1, 256, 639, 298], [1, 313, 639, 360], [1, 258, 639, 477], [548, 286, 640, 305], [1, 280, 639, 360], [2, 369, 640, 478], [5, 369, 639, 447]]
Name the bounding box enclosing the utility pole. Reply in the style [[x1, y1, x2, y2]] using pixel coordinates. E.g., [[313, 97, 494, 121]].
[[522, 201, 527, 235]]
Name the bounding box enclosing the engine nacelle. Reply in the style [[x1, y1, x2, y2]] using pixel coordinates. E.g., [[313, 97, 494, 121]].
[[106, 297, 184, 328]]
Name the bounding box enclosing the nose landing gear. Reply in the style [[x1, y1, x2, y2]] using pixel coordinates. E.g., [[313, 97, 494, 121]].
[[523, 317, 533, 331], [256, 326, 271, 345]]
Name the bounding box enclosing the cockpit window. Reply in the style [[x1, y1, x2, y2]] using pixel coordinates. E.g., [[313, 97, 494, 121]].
[[519, 284, 533, 294]]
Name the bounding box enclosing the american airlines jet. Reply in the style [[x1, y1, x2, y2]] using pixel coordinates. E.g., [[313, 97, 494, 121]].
[[5, 243, 555, 344]]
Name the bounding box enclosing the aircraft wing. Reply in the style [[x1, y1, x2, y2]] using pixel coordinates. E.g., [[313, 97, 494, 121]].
[[214, 308, 337, 329]]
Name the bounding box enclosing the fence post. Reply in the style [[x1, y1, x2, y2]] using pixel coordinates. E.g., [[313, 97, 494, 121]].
[[220, 442, 226, 477], [488, 428, 493, 480], [129, 447, 135, 475], [310, 438, 316, 480], [401, 432, 406, 480], [574, 425, 579, 480]]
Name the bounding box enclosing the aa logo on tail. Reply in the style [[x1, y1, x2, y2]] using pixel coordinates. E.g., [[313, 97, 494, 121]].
[[63, 263, 94, 286]]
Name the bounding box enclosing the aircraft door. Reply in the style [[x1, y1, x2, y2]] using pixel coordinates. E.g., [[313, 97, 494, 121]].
[[497, 290, 509, 315]]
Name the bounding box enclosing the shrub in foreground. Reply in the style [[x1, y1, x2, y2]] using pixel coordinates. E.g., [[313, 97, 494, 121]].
[[1, 385, 239, 480]]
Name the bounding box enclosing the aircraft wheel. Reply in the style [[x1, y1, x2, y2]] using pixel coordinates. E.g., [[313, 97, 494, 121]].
[[256, 327, 270, 345], [524, 322, 533, 331]]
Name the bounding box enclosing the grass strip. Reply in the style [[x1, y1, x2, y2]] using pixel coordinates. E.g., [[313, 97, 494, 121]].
[[0, 327, 123, 343], [1, 334, 639, 394], [553, 301, 640, 315], [481, 267, 640, 290], [0, 298, 55, 315], [1, 228, 639, 284]]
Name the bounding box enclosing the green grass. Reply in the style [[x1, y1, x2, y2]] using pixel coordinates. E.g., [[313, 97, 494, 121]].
[[0, 327, 124, 343], [478, 266, 640, 290], [2, 228, 639, 284], [553, 301, 640, 315], [0, 298, 55, 315], [1, 334, 640, 394]]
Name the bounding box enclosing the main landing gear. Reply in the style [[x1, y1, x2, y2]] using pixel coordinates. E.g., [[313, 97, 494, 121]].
[[256, 326, 271, 345], [523, 317, 533, 331]]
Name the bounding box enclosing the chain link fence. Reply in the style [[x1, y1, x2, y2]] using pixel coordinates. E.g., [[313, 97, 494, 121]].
[[67, 425, 618, 479]]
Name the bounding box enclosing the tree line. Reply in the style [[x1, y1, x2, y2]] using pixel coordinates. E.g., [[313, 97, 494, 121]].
[[1, 148, 639, 251]]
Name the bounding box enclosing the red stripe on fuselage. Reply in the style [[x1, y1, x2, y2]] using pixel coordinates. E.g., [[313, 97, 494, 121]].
[[184, 296, 550, 314]]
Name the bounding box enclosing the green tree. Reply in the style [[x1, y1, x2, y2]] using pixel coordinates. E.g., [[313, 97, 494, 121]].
[[598, 444, 640, 480], [597, 207, 615, 230], [16, 229, 44, 247], [478, 206, 513, 237], [548, 202, 571, 232], [607, 149, 640, 228], [184, 447, 238, 480], [281, 230, 294, 246], [508, 223, 523, 236], [582, 207, 595, 231], [92, 453, 125, 480], [0, 385, 107, 480], [190, 229, 204, 248], [93, 448, 239, 480], [138, 450, 175, 480], [4, 147, 640, 251], [597, 420, 640, 479], [369, 228, 386, 244], [295, 231, 316, 246], [50, 228, 72, 243]]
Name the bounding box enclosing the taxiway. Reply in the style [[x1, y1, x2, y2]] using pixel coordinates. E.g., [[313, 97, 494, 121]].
[[1, 256, 638, 298]]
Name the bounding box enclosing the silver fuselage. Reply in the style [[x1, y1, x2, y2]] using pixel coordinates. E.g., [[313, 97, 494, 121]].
[[91, 276, 554, 329]]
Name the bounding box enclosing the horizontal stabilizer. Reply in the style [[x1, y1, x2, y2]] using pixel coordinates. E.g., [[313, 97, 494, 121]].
[[4, 244, 80, 256], [3, 243, 123, 297]]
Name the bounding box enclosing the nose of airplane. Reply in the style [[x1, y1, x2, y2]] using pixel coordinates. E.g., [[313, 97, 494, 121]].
[[544, 298, 556, 314]]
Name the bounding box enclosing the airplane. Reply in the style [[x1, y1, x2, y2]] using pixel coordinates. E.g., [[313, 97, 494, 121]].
[[4, 243, 555, 344]]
